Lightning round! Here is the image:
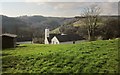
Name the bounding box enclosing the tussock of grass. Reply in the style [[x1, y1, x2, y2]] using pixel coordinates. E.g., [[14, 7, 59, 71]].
[[2, 39, 119, 73]]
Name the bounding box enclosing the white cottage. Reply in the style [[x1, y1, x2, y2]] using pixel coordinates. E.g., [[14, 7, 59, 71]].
[[44, 28, 85, 44]]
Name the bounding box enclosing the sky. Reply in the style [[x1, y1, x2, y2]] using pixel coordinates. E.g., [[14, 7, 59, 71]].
[[0, 0, 119, 17]]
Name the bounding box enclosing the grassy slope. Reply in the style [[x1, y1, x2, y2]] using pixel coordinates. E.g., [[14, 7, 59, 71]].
[[2, 39, 119, 73], [51, 19, 104, 34], [50, 27, 60, 34]]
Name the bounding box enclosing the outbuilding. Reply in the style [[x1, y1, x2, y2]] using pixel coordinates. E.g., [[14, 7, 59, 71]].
[[1, 33, 17, 49]]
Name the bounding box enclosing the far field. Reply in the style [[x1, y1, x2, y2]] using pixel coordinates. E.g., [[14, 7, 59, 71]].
[[2, 39, 119, 73]]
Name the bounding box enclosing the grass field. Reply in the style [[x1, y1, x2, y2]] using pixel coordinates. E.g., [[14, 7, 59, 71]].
[[2, 39, 119, 73]]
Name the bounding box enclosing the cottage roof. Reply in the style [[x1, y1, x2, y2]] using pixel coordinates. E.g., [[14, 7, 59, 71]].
[[47, 34, 61, 42], [0, 33, 17, 38], [48, 34, 85, 42]]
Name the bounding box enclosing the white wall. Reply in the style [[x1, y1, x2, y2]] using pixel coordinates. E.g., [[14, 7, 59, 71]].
[[51, 36, 60, 44], [45, 29, 49, 38], [45, 38, 49, 44], [44, 29, 49, 44]]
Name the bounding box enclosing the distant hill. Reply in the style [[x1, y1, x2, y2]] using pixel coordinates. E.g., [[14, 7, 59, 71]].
[[2, 15, 28, 33], [51, 15, 119, 34], [18, 15, 73, 30], [1, 15, 73, 38], [1, 15, 118, 38]]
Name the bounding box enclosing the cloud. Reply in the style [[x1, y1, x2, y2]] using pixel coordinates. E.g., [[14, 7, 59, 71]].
[[107, 0, 119, 2], [1, 2, 118, 17], [100, 2, 118, 15], [25, 0, 119, 2], [45, 2, 93, 10], [0, 0, 119, 2], [33, 2, 118, 17], [43, 2, 118, 15]]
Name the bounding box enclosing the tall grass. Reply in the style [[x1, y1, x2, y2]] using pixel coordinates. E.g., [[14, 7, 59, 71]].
[[2, 39, 119, 73]]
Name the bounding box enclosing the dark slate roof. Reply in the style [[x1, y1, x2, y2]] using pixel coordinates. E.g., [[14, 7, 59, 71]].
[[0, 33, 17, 38], [47, 34, 85, 42], [47, 34, 61, 42]]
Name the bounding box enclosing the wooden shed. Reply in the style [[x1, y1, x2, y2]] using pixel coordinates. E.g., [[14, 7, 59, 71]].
[[1, 34, 17, 49]]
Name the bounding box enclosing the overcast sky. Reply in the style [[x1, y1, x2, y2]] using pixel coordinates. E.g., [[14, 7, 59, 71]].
[[0, 0, 119, 17]]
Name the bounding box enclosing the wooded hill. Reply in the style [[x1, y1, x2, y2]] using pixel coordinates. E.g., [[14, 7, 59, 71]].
[[51, 15, 119, 40], [1, 15, 73, 38], [1, 15, 119, 42], [51, 15, 118, 33]]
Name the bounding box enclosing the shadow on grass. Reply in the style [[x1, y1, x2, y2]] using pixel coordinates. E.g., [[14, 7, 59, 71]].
[[2, 55, 21, 72], [2, 45, 27, 51], [2, 53, 11, 56], [16, 45, 27, 48]]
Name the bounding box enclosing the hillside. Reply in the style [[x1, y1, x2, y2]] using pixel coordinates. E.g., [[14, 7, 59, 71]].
[[2, 39, 119, 73], [2, 15, 28, 33], [1, 15, 73, 37], [51, 15, 119, 34], [2, 15, 118, 36], [50, 27, 61, 33], [18, 15, 73, 30]]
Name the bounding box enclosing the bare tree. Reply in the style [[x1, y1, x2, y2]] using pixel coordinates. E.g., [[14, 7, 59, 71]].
[[82, 5, 101, 41]]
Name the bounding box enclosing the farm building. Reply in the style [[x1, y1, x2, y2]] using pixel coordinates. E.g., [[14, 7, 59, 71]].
[[1, 33, 17, 49], [44, 28, 85, 44]]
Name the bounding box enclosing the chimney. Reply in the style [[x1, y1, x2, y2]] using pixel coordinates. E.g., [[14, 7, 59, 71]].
[[45, 28, 49, 38]]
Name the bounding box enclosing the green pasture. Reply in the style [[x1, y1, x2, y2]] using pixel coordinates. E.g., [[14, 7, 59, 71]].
[[2, 39, 119, 73]]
